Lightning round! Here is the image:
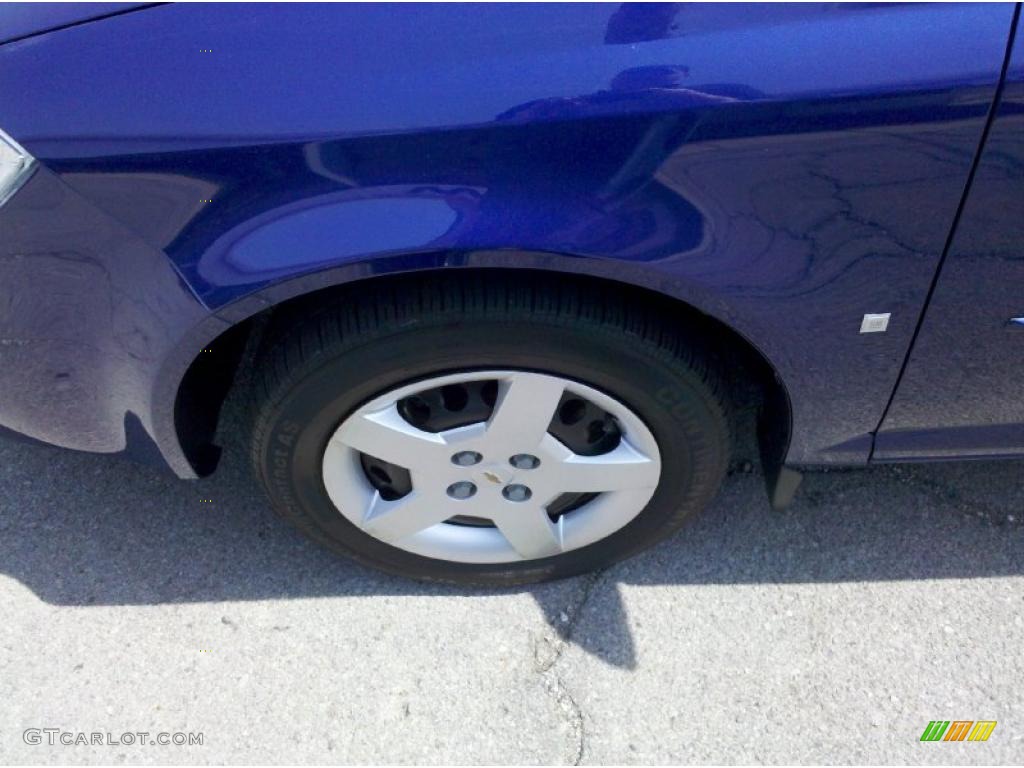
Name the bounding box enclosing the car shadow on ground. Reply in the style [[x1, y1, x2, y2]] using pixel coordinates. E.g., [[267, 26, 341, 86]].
[[1, 413, 1022, 672]]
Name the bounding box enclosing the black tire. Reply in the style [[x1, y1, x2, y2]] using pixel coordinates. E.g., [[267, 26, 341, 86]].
[[250, 274, 730, 586]]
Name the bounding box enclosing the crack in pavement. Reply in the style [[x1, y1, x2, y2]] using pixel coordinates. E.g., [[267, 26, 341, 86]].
[[532, 569, 604, 766], [889, 468, 1022, 528], [539, 670, 586, 766]]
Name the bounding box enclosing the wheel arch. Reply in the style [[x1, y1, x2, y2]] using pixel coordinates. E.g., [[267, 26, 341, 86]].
[[157, 259, 794, 502]]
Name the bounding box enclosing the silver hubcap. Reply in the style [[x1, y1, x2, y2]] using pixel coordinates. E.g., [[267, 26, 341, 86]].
[[321, 371, 662, 564]]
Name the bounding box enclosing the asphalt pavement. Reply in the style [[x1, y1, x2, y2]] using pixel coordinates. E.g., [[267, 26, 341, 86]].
[[1, 412, 1023, 764]]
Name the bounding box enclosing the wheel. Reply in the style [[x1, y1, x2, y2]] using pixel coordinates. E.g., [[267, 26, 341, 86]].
[[250, 275, 730, 585]]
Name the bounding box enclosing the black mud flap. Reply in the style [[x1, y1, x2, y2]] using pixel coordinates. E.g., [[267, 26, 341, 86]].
[[757, 380, 803, 511]]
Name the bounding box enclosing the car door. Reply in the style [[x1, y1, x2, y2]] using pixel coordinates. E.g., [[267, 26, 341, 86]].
[[875, 18, 1024, 460]]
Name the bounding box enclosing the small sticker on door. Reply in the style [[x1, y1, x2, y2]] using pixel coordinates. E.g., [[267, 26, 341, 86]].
[[860, 313, 890, 333]]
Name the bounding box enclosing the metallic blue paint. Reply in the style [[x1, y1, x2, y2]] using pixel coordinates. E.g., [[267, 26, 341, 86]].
[[875, 27, 1024, 460], [0, 2, 151, 44], [0, 3, 1020, 479]]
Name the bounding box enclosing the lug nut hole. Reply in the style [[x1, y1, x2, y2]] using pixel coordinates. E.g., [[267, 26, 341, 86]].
[[509, 454, 540, 470], [502, 484, 532, 502], [451, 451, 483, 466], [447, 481, 477, 500]]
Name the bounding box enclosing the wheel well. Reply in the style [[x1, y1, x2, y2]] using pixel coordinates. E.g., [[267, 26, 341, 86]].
[[173, 268, 792, 481]]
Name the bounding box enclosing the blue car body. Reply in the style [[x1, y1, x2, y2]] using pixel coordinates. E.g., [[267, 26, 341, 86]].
[[0, 3, 1021, 494]]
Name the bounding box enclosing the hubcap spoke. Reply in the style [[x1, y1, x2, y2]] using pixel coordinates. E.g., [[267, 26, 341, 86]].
[[362, 491, 450, 543], [485, 373, 565, 451], [545, 436, 660, 493], [334, 404, 445, 468], [494, 508, 563, 559]]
